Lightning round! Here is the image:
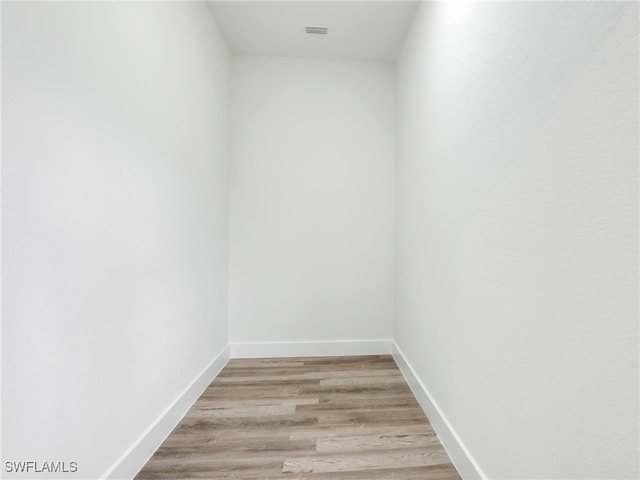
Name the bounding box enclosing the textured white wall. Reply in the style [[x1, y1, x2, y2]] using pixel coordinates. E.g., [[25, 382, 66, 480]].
[[395, 2, 638, 479], [229, 56, 395, 345], [1, 3, 230, 478]]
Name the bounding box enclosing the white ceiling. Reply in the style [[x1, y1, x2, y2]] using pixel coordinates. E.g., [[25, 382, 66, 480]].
[[206, 1, 419, 62]]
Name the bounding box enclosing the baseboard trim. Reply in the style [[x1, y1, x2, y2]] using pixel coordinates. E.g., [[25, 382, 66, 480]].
[[103, 344, 231, 480], [230, 339, 393, 358], [392, 342, 485, 480], [102, 341, 483, 479]]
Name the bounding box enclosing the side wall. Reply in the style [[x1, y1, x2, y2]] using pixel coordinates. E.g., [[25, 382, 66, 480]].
[[229, 56, 395, 351], [395, 2, 638, 479], [1, 3, 230, 478]]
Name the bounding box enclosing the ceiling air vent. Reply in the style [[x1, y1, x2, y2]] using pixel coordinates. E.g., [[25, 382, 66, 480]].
[[304, 25, 329, 35]]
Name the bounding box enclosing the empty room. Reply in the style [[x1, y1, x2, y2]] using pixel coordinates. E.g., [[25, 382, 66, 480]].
[[1, 1, 638, 479]]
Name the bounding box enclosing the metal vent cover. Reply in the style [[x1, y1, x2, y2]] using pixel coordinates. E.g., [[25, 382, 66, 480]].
[[304, 25, 329, 35]]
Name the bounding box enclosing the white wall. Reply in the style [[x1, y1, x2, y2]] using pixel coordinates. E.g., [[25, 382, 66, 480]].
[[395, 2, 638, 479], [1, 2, 230, 478], [229, 57, 395, 349]]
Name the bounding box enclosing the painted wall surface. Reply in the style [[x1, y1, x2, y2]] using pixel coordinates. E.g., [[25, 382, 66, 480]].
[[395, 2, 638, 479], [229, 56, 395, 344], [1, 3, 230, 478]]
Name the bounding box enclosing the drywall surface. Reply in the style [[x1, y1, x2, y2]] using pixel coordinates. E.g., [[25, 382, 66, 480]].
[[229, 56, 395, 344], [1, 3, 230, 478], [395, 2, 638, 479]]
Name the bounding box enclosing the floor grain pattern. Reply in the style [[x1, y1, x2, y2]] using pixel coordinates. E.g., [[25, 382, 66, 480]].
[[135, 355, 461, 480]]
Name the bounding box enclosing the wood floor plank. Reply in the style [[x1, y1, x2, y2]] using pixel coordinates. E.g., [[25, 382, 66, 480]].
[[216, 368, 402, 383], [135, 355, 461, 480], [185, 404, 297, 418], [314, 433, 443, 452], [282, 448, 452, 474], [318, 375, 407, 387], [190, 396, 320, 409], [285, 464, 462, 480]]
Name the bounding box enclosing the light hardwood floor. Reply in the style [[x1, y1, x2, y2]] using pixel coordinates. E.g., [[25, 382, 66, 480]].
[[135, 355, 461, 480]]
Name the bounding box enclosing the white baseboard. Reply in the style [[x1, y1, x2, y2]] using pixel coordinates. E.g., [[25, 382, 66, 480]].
[[102, 341, 482, 479], [103, 345, 230, 480], [392, 342, 485, 480], [230, 339, 393, 358]]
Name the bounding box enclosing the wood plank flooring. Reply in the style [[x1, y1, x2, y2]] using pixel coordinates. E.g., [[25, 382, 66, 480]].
[[135, 355, 461, 480]]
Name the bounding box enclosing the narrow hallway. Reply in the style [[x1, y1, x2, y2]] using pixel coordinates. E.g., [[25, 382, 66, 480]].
[[136, 356, 460, 480]]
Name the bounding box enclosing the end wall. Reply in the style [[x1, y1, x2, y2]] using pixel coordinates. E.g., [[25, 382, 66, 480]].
[[229, 56, 395, 354], [1, 3, 230, 478], [395, 2, 639, 479]]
